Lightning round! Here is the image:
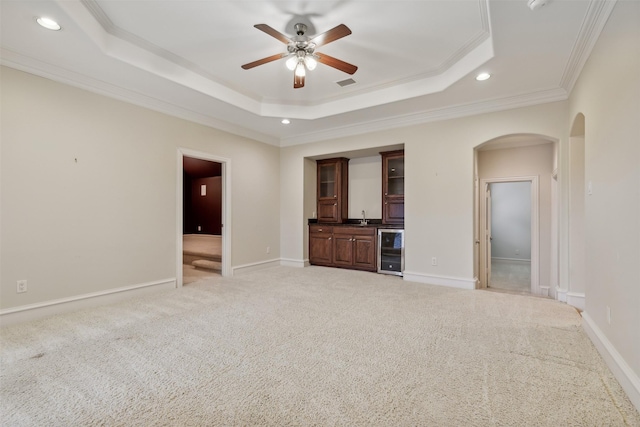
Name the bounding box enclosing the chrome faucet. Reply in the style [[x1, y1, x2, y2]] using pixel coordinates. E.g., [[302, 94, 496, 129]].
[[360, 210, 368, 226]]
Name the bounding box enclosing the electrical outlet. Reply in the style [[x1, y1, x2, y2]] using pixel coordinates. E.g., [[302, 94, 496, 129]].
[[606, 306, 611, 324], [266, 246, 270, 254], [431, 257, 438, 266], [17, 280, 27, 293]]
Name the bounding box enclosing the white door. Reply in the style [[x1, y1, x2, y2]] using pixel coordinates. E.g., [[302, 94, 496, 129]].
[[485, 186, 492, 287]]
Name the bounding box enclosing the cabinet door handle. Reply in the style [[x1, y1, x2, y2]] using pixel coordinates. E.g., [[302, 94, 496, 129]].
[[334, 195, 337, 198], [334, 203, 337, 206], [318, 228, 322, 232], [385, 202, 388, 205], [328, 237, 332, 240], [385, 192, 388, 196]]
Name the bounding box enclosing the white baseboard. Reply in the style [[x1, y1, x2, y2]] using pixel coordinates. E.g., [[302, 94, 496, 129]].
[[280, 258, 309, 268], [555, 287, 585, 310], [231, 259, 281, 275], [491, 257, 531, 263], [582, 312, 640, 412], [566, 292, 585, 311], [403, 271, 476, 290], [0, 278, 176, 327], [557, 287, 568, 303]]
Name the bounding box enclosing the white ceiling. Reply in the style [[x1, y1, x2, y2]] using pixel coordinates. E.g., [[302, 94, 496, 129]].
[[0, 0, 614, 147]]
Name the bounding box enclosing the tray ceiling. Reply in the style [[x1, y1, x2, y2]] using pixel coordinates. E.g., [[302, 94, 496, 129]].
[[0, 0, 614, 146]]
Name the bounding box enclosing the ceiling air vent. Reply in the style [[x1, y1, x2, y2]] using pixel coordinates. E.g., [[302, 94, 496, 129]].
[[336, 78, 356, 87]]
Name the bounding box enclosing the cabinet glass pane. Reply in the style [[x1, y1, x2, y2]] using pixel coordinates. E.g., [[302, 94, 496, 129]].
[[319, 164, 336, 198], [387, 157, 404, 195], [387, 177, 404, 195], [388, 158, 404, 178]]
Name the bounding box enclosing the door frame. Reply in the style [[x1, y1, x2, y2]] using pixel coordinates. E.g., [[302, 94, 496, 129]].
[[479, 176, 539, 294], [177, 148, 232, 285]]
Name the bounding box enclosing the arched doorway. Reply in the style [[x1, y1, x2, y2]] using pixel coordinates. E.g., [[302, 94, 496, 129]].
[[474, 134, 558, 297]]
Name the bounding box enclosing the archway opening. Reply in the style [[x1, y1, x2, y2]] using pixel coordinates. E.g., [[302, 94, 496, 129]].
[[474, 134, 557, 297]]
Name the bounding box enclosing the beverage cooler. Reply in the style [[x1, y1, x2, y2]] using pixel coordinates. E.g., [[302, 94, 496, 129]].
[[378, 229, 404, 276]]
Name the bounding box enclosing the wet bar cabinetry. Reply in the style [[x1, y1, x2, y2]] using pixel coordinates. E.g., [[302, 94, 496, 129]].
[[309, 225, 333, 266], [381, 150, 405, 224], [317, 158, 349, 223], [309, 225, 376, 272], [333, 227, 376, 271]]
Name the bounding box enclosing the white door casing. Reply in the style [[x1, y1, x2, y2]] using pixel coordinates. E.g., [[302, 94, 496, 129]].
[[177, 148, 232, 285], [479, 176, 540, 294]]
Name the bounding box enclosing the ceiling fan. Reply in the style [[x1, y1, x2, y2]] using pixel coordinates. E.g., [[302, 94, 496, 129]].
[[241, 23, 358, 89]]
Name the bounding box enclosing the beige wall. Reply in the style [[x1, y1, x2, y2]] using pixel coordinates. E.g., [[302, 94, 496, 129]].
[[568, 1, 640, 377], [1, 0, 636, 403], [348, 156, 382, 220], [280, 101, 568, 282], [478, 144, 554, 288], [568, 136, 586, 295], [0, 67, 281, 310]]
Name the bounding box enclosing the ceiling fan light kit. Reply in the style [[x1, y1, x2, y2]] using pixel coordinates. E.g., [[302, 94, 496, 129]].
[[36, 16, 61, 31], [242, 22, 357, 89], [527, 0, 549, 11]]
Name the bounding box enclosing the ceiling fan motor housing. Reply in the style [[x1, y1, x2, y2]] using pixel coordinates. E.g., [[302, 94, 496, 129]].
[[242, 22, 357, 88], [294, 23, 307, 35]]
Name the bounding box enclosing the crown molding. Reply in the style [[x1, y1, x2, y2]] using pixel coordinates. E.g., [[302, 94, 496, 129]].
[[61, 0, 495, 120], [2, 47, 568, 149], [279, 87, 569, 146], [560, 0, 617, 93], [0, 49, 279, 146]]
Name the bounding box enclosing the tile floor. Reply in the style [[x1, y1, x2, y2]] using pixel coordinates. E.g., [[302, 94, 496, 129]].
[[489, 259, 531, 293]]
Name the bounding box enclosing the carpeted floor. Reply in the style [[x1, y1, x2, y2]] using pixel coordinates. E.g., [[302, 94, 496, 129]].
[[1, 266, 638, 426]]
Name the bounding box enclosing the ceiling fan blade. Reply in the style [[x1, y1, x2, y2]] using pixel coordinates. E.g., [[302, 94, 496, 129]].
[[241, 53, 285, 70], [294, 73, 305, 89], [316, 53, 358, 75], [310, 24, 352, 47], [254, 24, 291, 44]]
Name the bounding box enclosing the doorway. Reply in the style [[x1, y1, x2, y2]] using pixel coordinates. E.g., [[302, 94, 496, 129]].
[[479, 176, 539, 294], [487, 181, 532, 293], [177, 149, 231, 286]]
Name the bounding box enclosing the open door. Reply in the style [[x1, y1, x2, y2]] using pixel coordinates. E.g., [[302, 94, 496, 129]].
[[478, 182, 492, 289], [479, 178, 539, 294], [485, 186, 492, 287]]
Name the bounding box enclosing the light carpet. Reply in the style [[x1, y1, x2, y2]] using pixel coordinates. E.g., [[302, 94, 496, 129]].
[[1, 266, 638, 426]]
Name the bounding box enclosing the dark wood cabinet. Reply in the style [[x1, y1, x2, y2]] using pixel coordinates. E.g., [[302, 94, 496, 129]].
[[381, 150, 404, 224], [309, 225, 333, 266], [309, 225, 376, 272], [317, 158, 349, 223], [334, 227, 377, 271]]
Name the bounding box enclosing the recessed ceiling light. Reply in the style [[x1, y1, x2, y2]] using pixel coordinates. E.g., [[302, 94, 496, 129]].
[[476, 72, 491, 81], [36, 17, 61, 31], [281, 119, 291, 125]]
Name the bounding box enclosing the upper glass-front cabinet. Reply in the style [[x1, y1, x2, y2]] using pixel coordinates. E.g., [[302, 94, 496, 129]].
[[318, 162, 337, 199], [386, 156, 405, 196], [316, 158, 349, 223], [381, 150, 405, 224]]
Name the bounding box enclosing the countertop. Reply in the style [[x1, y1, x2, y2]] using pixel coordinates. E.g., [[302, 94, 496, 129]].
[[308, 219, 403, 229]]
